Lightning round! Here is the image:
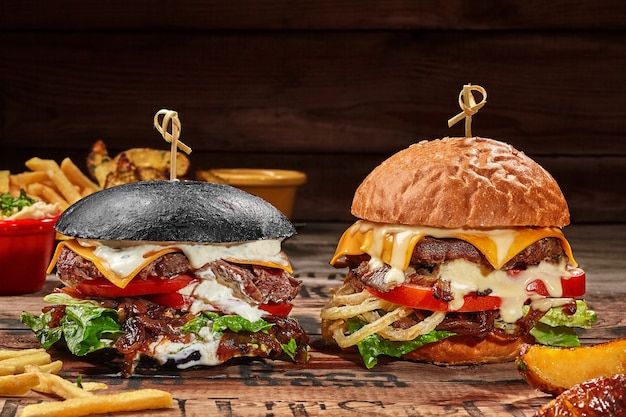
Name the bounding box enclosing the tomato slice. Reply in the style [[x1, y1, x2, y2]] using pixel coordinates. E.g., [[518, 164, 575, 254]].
[[73, 275, 297, 314], [75, 275, 198, 298], [367, 284, 501, 312], [368, 267, 586, 312], [259, 302, 294, 317], [524, 267, 586, 297], [144, 293, 194, 309]]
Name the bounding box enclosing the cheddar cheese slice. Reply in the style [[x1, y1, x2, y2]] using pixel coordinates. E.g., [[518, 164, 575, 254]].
[[48, 239, 293, 289], [48, 239, 179, 289], [330, 220, 576, 272]]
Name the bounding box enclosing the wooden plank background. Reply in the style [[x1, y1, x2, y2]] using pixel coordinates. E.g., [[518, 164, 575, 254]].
[[1, 1, 625, 223]]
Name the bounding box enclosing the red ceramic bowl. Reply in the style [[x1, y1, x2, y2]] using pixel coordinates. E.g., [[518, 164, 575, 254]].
[[0, 216, 58, 295]]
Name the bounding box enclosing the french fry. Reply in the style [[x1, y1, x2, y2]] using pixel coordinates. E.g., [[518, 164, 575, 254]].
[[80, 187, 96, 197], [0, 170, 9, 193], [25, 157, 82, 204], [60, 158, 100, 193], [38, 184, 69, 211], [0, 348, 47, 361], [31, 373, 93, 399], [80, 381, 108, 392], [24, 157, 57, 173], [24, 360, 63, 375], [0, 350, 51, 375], [19, 388, 173, 417], [0, 373, 40, 396], [10, 171, 49, 188], [46, 167, 83, 205], [0, 348, 174, 417], [0, 365, 16, 376]]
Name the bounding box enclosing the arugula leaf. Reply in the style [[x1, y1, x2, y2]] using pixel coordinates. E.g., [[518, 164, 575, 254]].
[[180, 312, 215, 334], [346, 319, 455, 369], [181, 312, 274, 335], [212, 315, 274, 334], [281, 338, 298, 361]]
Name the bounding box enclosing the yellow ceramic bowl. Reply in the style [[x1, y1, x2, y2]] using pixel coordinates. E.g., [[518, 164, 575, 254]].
[[198, 169, 307, 218]]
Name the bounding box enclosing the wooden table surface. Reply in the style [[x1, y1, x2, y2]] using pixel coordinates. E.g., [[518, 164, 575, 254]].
[[1, 222, 625, 417]]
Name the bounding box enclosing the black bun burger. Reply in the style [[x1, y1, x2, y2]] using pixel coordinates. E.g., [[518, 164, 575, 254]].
[[21, 180, 309, 377], [320, 137, 596, 369]]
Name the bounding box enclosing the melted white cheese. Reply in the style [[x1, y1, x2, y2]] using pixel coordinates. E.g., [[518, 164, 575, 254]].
[[80, 238, 288, 278], [344, 220, 572, 286], [437, 258, 572, 322]]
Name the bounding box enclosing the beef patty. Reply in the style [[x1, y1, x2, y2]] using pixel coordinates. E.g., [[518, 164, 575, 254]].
[[336, 237, 568, 293], [54, 246, 301, 304]]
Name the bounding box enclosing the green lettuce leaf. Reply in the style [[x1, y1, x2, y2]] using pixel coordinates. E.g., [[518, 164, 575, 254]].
[[528, 300, 597, 347], [346, 318, 455, 369], [20, 311, 63, 349], [43, 292, 101, 307], [21, 296, 123, 356], [61, 305, 123, 356], [537, 300, 597, 329]]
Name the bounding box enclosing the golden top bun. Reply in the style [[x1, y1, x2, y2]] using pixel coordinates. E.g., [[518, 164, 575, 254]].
[[351, 137, 570, 228], [402, 333, 535, 365]]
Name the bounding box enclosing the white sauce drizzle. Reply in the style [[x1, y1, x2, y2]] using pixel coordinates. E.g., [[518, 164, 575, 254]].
[[180, 271, 265, 322], [78, 238, 288, 277], [148, 329, 222, 368]]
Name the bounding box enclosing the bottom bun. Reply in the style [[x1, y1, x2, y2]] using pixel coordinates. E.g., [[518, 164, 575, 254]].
[[402, 333, 536, 365]]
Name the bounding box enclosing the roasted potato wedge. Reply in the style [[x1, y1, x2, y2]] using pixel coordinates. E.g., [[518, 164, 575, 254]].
[[103, 152, 141, 188], [87, 140, 190, 188], [87, 140, 116, 187], [534, 373, 626, 417], [113, 147, 189, 178], [516, 339, 626, 395]]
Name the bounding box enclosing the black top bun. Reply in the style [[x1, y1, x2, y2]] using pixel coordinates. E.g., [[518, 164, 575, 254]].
[[55, 180, 296, 243]]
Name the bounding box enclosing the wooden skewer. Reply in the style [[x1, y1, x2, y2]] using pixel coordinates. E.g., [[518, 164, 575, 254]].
[[153, 109, 192, 180], [447, 84, 487, 138]]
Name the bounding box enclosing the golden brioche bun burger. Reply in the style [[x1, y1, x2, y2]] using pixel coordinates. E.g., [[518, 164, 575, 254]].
[[321, 137, 596, 368]]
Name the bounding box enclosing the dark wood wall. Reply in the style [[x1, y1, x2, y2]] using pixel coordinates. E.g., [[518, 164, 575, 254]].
[[2, 1, 625, 224]]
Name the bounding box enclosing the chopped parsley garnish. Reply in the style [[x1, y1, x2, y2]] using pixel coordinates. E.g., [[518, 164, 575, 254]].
[[1, 189, 36, 217]]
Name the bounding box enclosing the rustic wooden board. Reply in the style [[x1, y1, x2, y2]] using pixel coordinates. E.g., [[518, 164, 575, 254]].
[[0, 223, 625, 416]]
